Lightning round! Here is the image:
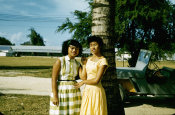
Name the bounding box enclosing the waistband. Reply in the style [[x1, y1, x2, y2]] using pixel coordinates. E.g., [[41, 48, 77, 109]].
[[58, 80, 75, 81]]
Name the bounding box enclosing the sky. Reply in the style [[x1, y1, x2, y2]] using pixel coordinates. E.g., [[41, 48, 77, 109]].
[[0, 0, 89, 46], [0, 0, 175, 46]]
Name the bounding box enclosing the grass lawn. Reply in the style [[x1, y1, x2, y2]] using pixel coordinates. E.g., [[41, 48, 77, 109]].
[[153, 61, 175, 69], [0, 56, 57, 78], [0, 69, 52, 78], [0, 94, 49, 115], [0, 56, 175, 78], [0, 56, 57, 67]]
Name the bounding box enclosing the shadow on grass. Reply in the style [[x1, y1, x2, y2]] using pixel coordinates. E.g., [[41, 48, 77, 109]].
[[0, 66, 52, 69], [0, 92, 5, 96], [0, 112, 4, 115], [124, 96, 175, 109]]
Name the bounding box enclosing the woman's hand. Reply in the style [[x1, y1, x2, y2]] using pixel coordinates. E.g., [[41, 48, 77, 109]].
[[74, 81, 84, 88], [52, 97, 59, 106]]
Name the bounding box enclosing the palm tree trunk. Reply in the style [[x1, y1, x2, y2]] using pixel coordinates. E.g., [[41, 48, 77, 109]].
[[92, 0, 125, 114]]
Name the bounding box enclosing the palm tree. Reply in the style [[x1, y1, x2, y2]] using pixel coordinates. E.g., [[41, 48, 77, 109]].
[[27, 28, 45, 46], [92, 0, 125, 114]]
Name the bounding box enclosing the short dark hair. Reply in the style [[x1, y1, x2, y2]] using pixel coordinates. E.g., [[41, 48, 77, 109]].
[[87, 36, 104, 51], [62, 39, 82, 56]]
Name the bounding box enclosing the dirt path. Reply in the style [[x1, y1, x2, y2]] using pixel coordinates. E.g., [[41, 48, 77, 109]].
[[0, 76, 175, 115], [0, 76, 51, 96]]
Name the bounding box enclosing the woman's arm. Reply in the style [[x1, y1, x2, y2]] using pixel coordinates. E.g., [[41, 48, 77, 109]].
[[78, 57, 87, 80], [79, 65, 87, 80], [75, 65, 107, 88], [51, 59, 61, 106]]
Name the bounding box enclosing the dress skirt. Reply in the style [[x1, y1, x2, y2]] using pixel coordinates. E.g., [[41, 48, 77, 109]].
[[80, 83, 107, 115], [49, 81, 81, 115]]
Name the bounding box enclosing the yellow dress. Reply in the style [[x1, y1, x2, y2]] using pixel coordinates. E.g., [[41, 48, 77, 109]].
[[80, 57, 108, 115]]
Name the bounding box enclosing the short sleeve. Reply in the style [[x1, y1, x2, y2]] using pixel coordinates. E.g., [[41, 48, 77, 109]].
[[99, 58, 108, 66]]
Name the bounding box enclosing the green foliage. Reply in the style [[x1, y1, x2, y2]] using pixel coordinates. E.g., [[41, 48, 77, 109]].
[[0, 36, 12, 45], [115, 0, 175, 66], [27, 28, 45, 46], [20, 41, 32, 45], [56, 7, 92, 47], [57, 0, 175, 66]]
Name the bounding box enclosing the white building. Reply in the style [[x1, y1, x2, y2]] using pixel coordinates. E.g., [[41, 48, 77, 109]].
[[0, 45, 91, 57], [0, 45, 11, 56]]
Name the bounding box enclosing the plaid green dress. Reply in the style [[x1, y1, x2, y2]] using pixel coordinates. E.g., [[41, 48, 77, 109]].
[[49, 56, 81, 115]]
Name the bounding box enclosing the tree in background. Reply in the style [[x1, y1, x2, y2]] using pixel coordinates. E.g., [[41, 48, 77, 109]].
[[0, 37, 12, 45], [91, 0, 125, 114], [57, 10, 92, 47], [21, 41, 32, 45], [115, 0, 175, 66], [57, 0, 175, 67], [27, 28, 45, 46]]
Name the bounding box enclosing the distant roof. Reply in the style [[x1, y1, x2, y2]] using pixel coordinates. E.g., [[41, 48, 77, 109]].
[[10, 46, 62, 53], [10, 46, 90, 54], [0, 45, 12, 51]]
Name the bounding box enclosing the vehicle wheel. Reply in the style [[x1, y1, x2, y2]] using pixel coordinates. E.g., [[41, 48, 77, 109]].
[[119, 84, 127, 101]]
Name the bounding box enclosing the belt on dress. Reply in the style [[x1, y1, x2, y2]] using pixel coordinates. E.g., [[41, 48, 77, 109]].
[[58, 80, 75, 81]]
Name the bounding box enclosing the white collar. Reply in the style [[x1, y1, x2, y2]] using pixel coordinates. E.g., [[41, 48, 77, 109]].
[[65, 55, 75, 61]]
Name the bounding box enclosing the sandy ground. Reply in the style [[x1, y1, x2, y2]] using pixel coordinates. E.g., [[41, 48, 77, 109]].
[[0, 76, 175, 115], [0, 76, 51, 96]]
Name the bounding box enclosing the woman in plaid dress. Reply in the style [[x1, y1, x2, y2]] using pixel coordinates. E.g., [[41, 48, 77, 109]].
[[49, 39, 84, 115]]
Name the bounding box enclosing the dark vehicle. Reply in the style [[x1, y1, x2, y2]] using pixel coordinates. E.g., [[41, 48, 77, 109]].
[[116, 49, 175, 100]]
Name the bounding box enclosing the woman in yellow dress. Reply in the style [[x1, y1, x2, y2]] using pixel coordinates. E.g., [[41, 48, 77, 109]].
[[75, 36, 108, 115]]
